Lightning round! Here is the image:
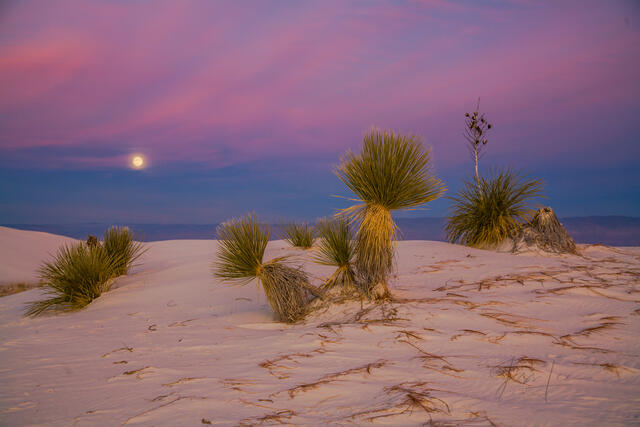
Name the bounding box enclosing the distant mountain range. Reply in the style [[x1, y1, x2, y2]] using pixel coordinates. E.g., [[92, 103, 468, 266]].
[[4, 216, 640, 246]]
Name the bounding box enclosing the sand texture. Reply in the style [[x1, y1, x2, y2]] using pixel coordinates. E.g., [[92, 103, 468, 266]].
[[1, 227, 639, 426]]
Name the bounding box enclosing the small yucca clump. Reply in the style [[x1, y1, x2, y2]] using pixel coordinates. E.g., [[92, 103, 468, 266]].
[[25, 243, 121, 316], [283, 222, 316, 249], [314, 218, 356, 291], [445, 168, 544, 248], [336, 129, 446, 299], [214, 214, 313, 323], [25, 226, 145, 317], [102, 226, 145, 276]]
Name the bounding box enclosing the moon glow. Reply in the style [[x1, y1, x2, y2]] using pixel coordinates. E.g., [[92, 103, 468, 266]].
[[130, 155, 145, 169]]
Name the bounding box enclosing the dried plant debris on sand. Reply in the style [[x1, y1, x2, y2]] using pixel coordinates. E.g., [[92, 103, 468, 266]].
[[2, 226, 640, 426], [512, 206, 577, 254]]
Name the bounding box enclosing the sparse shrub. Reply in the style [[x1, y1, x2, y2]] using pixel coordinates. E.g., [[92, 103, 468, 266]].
[[283, 222, 316, 248], [102, 226, 145, 276], [335, 128, 446, 299], [445, 168, 544, 248], [214, 213, 312, 323], [0, 282, 37, 297], [25, 226, 145, 316], [314, 218, 356, 291], [25, 243, 121, 316]]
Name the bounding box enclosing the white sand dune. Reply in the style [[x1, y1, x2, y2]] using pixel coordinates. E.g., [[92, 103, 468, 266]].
[[0, 226, 77, 284], [1, 227, 639, 426]]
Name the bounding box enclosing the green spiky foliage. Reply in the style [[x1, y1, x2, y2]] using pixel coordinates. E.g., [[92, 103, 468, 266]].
[[102, 226, 145, 276], [314, 218, 356, 291], [445, 168, 544, 248], [335, 128, 446, 299], [214, 213, 311, 323], [25, 243, 122, 316], [283, 222, 316, 248]]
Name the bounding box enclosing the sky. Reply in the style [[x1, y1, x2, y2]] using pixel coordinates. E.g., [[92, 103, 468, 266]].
[[1, 0, 639, 224]]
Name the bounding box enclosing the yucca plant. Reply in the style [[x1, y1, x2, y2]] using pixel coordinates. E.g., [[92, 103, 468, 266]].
[[335, 128, 446, 299], [214, 213, 313, 323], [283, 222, 316, 249], [102, 226, 145, 276], [25, 243, 122, 316], [314, 218, 356, 291], [445, 168, 544, 248], [464, 99, 492, 187]]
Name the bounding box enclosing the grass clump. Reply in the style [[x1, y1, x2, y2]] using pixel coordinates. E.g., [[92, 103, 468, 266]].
[[283, 222, 316, 248], [25, 226, 145, 316], [335, 128, 446, 299], [445, 168, 543, 248], [102, 226, 145, 275], [1, 282, 37, 297], [314, 218, 356, 291], [25, 243, 122, 316], [214, 213, 313, 323]]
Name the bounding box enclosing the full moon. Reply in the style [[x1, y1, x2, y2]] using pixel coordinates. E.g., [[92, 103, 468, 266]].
[[131, 155, 145, 169]]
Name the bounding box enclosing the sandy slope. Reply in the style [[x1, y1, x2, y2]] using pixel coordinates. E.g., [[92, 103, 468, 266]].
[[0, 226, 76, 284], [0, 227, 639, 426]]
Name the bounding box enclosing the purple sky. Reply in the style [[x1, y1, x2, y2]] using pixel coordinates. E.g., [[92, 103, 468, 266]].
[[1, 0, 639, 224]]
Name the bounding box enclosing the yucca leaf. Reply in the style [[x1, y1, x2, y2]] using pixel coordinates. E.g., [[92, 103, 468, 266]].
[[445, 168, 544, 248], [283, 222, 316, 248], [213, 213, 312, 323], [314, 218, 357, 290], [214, 213, 268, 285], [103, 226, 145, 276], [335, 128, 446, 298], [25, 243, 121, 316]]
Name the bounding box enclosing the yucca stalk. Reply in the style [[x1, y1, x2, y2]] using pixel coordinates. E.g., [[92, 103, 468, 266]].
[[314, 218, 356, 291], [464, 98, 492, 187], [283, 222, 316, 249], [214, 213, 312, 323], [102, 226, 145, 276], [335, 129, 446, 299], [445, 168, 544, 248], [25, 243, 121, 316], [260, 262, 309, 323]]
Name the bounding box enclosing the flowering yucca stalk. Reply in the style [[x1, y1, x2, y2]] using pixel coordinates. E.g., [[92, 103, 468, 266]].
[[214, 213, 312, 323], [335, 129, 446, 299], [283, 222, 316, 249], [314, 218, 356, 291], [25, 243, 122, 316], [464, 99, 492, 187], [445, 168, 543, 248]]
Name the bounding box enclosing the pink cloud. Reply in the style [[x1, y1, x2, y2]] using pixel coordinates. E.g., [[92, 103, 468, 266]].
[[0, 0, 637, 170]]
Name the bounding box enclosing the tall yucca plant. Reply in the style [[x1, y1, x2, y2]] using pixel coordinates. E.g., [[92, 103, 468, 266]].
[[102, 226, 145, 276], [283, 222, 316, 249], [214, 213, 311, 323], [314, 218, 356, 291], [445, 168, 543, 248], [335, 129, 446, 299], [25, 243, 121, 316]]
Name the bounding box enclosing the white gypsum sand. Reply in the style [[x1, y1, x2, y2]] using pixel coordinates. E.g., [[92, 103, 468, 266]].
[[0, 227, 639, 426]]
